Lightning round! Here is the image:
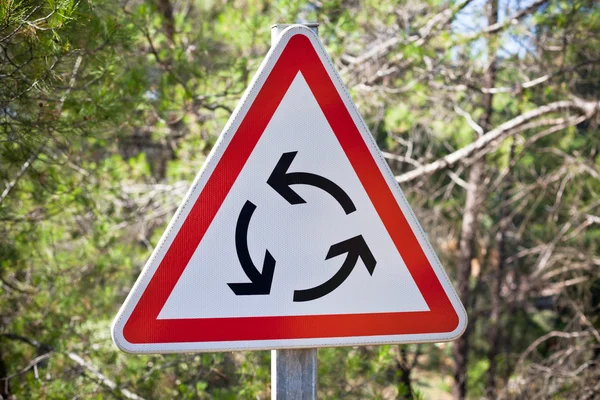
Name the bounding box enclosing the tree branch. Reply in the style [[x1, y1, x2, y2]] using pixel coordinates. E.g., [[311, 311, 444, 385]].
[[395, 98, 599, 183], [343, 0, 474, 68], [0, 54, 83, 206], [0, 334, 144, 400], [480, 0, 548, 35], [67, 353, 145, 400]]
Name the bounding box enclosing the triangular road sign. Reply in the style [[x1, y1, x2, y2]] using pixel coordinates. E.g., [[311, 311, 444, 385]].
[[112, 25, 466, 353]]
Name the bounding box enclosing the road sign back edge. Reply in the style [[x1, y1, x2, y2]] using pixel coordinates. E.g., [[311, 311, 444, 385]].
[[111, 25, 467, 354]]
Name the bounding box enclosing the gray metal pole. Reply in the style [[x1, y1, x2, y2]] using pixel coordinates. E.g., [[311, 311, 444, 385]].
[[269, 24, 320, 400], [271, 349, 318, 400]]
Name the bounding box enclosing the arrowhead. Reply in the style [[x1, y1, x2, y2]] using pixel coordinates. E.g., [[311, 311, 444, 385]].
[[267, 152, 306, 205], [228, 250, 276, 295], [326, 235, 377, 275]]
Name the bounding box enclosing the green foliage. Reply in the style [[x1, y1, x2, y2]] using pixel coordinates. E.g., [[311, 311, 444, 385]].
[[466, 358, 490, 397], [1, 0, 599, 398]]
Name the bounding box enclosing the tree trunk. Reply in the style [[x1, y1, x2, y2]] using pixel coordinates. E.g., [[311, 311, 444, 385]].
[[157, 0, 175, 45], [486, 143, 515, 397], [396, 345, 421, 399], [452, 159, 484, 399], [452, 1, 498, 398], [399, 367, 413, 399], [0, 352, 9, 399]]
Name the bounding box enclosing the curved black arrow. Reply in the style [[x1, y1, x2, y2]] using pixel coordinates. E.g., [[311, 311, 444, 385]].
[[267, 151, 356, 215], [227, 201, 276, 295], [293, 235, 376, 302]]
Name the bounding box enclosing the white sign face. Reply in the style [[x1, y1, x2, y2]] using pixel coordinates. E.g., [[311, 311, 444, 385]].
[[112, 25, 466, 354], [159, 73, 430, 320]]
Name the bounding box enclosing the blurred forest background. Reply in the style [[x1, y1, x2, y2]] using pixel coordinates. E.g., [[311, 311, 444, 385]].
[[1, 0, 599, 398]]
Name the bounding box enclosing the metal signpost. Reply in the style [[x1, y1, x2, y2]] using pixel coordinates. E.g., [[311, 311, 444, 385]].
[[112, 23, 466, 400], [272, 348, 317, 399]]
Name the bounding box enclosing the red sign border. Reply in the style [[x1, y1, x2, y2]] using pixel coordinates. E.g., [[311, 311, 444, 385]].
[[122, 33, 460, 344]]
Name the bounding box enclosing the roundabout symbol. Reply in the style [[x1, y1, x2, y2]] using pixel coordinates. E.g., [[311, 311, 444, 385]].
[[227, 151, 376, 301]]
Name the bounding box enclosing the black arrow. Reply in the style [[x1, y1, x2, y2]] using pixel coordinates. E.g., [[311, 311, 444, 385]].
[[228, 201, 276, 295], [267, 151, 356, 215], [293, 235, 376, 302]]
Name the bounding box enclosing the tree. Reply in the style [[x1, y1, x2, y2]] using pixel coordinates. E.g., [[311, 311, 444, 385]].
[[1, 0, 598, 398]]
